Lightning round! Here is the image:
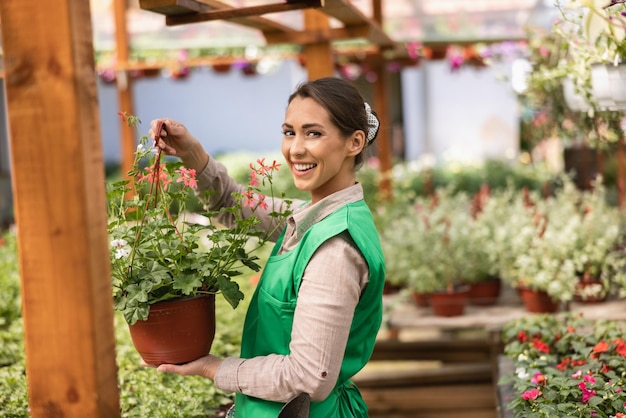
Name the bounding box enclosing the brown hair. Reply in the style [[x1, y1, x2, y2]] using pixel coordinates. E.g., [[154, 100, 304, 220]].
[[288, 77, 379, 169]]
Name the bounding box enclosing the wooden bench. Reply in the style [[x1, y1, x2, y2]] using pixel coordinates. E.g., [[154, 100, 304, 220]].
[[355, 337, 501, 418]]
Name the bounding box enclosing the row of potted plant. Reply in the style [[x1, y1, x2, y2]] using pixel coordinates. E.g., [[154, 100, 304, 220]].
[[378, 174, 626, 314], [500, 313, 626, 417]]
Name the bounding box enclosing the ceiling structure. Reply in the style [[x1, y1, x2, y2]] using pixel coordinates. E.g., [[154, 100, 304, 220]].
[[90, 0, 560, 53]]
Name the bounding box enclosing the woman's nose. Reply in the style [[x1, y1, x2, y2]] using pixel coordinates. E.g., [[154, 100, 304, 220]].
[[289, 135, 306, 157]]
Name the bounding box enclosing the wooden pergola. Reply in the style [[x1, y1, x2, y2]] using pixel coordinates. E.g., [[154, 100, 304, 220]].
[[0, 1, 402, 416]]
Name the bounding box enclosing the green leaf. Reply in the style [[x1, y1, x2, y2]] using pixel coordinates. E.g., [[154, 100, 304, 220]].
[[217, 275, 244, 309]]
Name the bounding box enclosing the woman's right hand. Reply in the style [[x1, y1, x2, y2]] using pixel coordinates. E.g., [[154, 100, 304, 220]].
[[149, 118, 209, 172]]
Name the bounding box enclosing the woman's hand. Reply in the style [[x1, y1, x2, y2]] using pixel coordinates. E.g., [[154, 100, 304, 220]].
[[144, 354, 223, 380], [148, 118, 209, 172]]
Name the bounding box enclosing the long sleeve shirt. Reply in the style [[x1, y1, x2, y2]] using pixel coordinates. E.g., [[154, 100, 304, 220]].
[[196, 157, 370, 402]]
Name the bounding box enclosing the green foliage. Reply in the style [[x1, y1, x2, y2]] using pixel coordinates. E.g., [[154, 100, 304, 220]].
[[0, 230, 259, 416], [501, 314, 626, 417], [108, 115, 290, 325], [389, 159, 554, 202], [0, 232, 21, 329]]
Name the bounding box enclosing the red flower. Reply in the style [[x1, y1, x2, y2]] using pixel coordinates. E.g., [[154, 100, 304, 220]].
[[592, 341, 610, 358], [518, 330, 528, 343], [613, 338, 626, 357], [532, 339, 550, 354], [556, 358, 571, 371]]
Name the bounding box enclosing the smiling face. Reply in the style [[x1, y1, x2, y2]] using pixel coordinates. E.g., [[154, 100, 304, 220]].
[[281, 96, 365, 204]]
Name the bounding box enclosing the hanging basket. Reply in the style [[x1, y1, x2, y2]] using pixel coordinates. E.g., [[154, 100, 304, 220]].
[[590, 63, 626, 111]]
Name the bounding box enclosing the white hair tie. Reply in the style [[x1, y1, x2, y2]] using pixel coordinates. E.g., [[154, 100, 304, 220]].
[[364, 102, 379, 144]]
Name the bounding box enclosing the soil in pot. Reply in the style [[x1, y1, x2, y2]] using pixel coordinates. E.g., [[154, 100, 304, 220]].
[[128, 294, 216, 366]]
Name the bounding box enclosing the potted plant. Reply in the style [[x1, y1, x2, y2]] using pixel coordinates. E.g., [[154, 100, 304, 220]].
[[570, 178, 626, 302], [511, 179, 588, 312], [107, 113, 289, 365], [459, 185, 503, 306], [382, 189, 476, 316], [499, 313, 626, 417]]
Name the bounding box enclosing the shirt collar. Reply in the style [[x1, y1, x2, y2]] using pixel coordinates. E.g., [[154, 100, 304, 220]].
[[288, 183, 364, 241]]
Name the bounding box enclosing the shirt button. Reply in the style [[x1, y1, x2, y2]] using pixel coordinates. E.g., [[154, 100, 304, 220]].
[[321, 371, 327, 378]]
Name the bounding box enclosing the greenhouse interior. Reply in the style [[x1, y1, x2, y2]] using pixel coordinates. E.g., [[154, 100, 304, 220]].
[[1, 1, 626, 417]]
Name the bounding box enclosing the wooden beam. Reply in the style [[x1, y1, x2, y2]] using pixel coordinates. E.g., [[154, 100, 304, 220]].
[[0, 1, 120, 416], [162, 1, 322, 25], [303, 9, 335, 79], [320, 0, 395, 47], [185, 0, 303, 34], [264, 24, 373, 45], [138, 0, 211, 15]]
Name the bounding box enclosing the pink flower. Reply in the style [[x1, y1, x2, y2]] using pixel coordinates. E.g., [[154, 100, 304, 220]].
[[138, 164, 171, 190], [522, 388, 541, 400], [174, 167, 197, 189], [249, 171, 260, 187], [242, 190, 256, 208], [256, 193, 268, 210], [531, 372, 546, 385]]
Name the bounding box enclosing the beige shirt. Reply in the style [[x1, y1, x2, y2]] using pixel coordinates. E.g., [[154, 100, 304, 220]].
[[196, 158, 370, 403]]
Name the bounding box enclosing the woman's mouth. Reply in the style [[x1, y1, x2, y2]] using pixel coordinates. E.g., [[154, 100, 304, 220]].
[[293, 163, 317, 172]]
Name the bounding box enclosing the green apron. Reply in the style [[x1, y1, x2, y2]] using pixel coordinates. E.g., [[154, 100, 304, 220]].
[[234, 200, 385, 418]]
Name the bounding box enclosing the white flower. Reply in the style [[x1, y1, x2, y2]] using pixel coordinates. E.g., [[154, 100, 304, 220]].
[[115, 247, 130, 259], [111, 238, 128, 248], [516, 367, 529, 379]]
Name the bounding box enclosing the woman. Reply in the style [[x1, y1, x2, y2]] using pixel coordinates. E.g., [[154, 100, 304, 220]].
[[149, 77, 386, 418]]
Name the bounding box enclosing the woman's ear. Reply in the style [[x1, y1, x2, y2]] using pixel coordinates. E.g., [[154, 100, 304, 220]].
[[347, 130, 366, 157]]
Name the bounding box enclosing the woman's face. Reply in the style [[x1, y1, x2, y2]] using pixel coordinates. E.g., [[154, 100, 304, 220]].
[[281, 96, 365, 204]]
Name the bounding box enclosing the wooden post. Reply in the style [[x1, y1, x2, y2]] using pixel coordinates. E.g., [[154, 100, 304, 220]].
[[617, 138, 625, 209], [0, 1, 120, 417], [372, 0, 393, 201], [114, 0, 137, 182], [303, 9, 335, 80]]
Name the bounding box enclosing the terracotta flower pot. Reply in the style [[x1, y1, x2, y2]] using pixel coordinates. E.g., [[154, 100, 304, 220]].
[[518, 287, 560, 313], [574, 279, 608, 304], [411, 291, 431, 307], [430, 286, 469, 317], [128, 294, 216, 366], [467, 278, 502, 306]]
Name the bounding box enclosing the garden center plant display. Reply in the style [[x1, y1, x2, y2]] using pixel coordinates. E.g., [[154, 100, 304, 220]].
[[496, 178, 626, 306], [380, 174, 626, 313], [107, 113, 289, 364], [500, 313, 626, 417]]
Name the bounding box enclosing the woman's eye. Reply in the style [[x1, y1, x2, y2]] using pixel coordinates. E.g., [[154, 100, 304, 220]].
[[282, 129, 294, 137], [306, 131, 322, 138]]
